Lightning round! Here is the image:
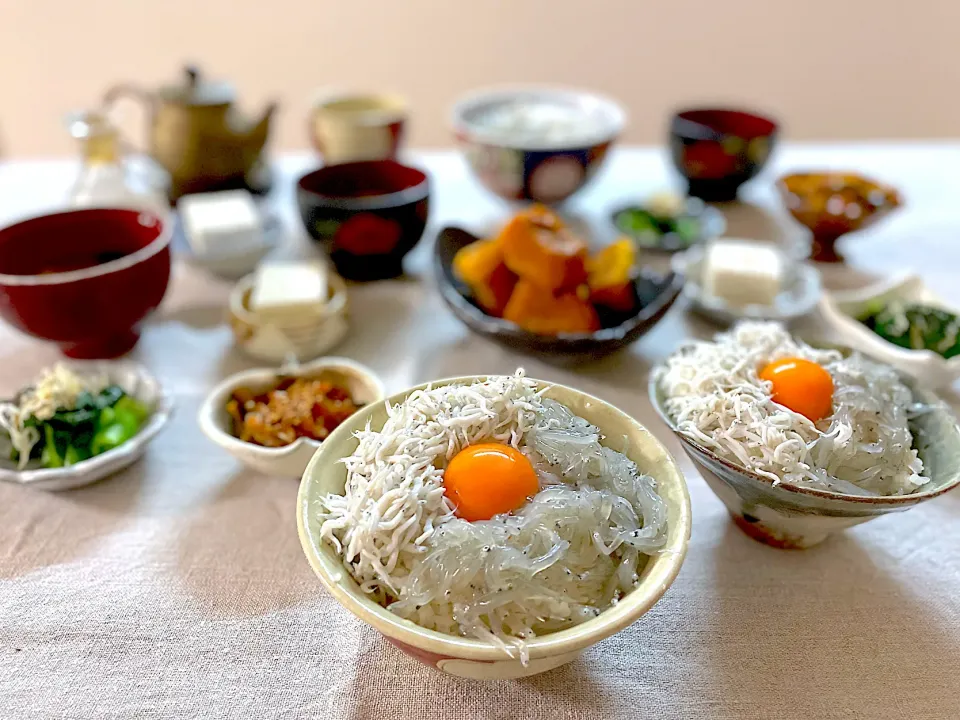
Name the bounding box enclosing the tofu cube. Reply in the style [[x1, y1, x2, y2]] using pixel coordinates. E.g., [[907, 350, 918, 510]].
[[177, 190, 263, 257], [702, 239, 784, 307], [250, 262, 329, 320]]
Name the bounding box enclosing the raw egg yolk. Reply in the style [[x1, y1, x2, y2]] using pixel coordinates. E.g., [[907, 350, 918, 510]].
[[759, 357, 834, 423], [443, 443, 539, 522]]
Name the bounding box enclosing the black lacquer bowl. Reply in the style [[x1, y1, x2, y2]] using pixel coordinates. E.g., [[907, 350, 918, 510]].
[[434, 226, 683, 363]]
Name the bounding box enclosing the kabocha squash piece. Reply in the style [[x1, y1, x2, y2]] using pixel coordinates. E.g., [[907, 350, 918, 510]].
[[453, 238, 518, 315], [588, 238, 637, 312], [499, 206, 587, 291], [503, 280, 601, 335]]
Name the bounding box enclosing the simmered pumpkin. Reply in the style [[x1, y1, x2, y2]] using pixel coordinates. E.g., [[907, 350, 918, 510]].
[[587, 237, 637, 312], [503, 280, 600, 335], [499, 205, 587, 292], [453, 238, 518, 316]]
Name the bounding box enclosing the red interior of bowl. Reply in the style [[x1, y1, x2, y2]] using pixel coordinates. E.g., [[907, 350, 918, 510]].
[[0, 208, 164, 278], [675, 109, 777, 139], [298, 160, 427, 199], [0, 208, 171, 358]]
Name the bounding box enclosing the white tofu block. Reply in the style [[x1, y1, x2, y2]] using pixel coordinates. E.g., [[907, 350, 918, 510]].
[[250, 262, 328, 320], [702, 239, 784, 307], [177, 190, 263, 257]]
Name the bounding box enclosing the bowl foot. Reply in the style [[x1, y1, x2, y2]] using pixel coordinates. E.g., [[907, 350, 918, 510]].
[[59, 329, 140, 359], [330, 253, 404, 281], [685, 180, 742, 203], [731, 512, 830, 549], [809, 236, 845, 263]]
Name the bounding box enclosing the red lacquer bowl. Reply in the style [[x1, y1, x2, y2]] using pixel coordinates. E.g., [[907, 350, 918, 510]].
[[0, 208, 172, 358]]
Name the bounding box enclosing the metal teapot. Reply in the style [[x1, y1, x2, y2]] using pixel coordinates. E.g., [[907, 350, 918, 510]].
[[104, 65, 276, 200]]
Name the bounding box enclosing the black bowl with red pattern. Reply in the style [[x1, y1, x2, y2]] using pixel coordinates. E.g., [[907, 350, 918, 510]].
[[669, 108, 778, 202], [296, 160, 430, 281]]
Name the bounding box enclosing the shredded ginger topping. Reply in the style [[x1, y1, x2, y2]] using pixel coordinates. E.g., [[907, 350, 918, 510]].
[[658, 322, 927, 496], [0, 364, 107, 469], [317, 370, 668, 664]]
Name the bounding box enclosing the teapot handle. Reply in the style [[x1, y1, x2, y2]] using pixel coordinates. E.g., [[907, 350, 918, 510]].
[[101, 83, 156, 155]]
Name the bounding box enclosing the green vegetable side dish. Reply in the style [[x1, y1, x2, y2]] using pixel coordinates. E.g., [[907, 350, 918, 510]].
[[614, 207, 701, 249], [859, 301, 960, 359], [16, 386, 151, 469]]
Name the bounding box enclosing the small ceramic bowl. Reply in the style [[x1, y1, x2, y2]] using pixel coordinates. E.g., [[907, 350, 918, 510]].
[[650, 348, 960, 549], [777, 171, 902, 263], [309, 92, 406, 165], [171, 210, 280, 280], [669, 108, 778, 202], [611, 197, 726, 253], [0, 208, 171, 358], [228, 272, 349, 364], [296, 160, 430, 281], [451, 86, 624, 204], [198, 357, 384, 478], [0, 362, 174, 492], [297, 376, 691, 679], [672, 243, 822, 326], [434, 226, 684, 364], [819, 274, 960, 388]]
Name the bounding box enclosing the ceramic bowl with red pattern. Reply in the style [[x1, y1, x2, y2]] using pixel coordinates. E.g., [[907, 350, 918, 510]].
[[297, 377, 692, 680], [296, 160, 430, 281], [451, 87, 625, 205], [669, 108, 778, 202], [0, 207, 172, 358]]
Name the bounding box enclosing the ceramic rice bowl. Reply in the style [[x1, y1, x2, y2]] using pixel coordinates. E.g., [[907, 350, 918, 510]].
[[649, 352, 960, 549], [298, 376, 692, 679]]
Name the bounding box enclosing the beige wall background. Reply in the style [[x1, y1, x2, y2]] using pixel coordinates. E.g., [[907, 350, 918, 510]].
[[1, 0, 957, 159]]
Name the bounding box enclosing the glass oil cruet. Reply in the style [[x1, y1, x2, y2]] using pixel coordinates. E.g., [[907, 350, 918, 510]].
[[66, 110, 167, 211]]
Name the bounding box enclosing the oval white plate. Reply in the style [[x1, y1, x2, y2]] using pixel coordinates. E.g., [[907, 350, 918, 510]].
[[819, 273, 960, 389], [0, 362, 174, 492]]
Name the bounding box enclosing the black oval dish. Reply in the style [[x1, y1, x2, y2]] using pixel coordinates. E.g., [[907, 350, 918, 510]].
[[435, 227, 684, 363]]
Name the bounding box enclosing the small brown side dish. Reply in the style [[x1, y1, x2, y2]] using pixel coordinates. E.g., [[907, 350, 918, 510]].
[[226, 377, 360, 447], [778, 171, 902, 263]]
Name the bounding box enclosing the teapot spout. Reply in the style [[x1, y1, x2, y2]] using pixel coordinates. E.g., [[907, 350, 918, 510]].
[[237, 102, 277, 166]]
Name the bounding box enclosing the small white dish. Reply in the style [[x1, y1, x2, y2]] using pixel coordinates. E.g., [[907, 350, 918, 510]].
[[819, 273, 960, 389], [0, 362, 174, 492], [672, 243, 822, 326], [171, 211, 281, 279], [229, 272, 349, 364], [198, 357, 384, 478]]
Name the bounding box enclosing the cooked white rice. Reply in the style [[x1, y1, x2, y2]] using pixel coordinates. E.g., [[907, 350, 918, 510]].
[[317, 371, 667, 663], [657, 322, 927, 496]]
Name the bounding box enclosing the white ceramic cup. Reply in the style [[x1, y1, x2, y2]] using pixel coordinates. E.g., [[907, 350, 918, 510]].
[[309, 92, 407, 165]]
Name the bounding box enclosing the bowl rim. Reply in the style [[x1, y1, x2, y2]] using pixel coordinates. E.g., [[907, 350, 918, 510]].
[[197, 356, 385, 462], [670, 107, 779, 140], [0, 207, 173, 287], [776, 170, 902, 203], [309, 90, 407, 125], [450, 85, 626, 151], [434, 225, 684, 344], [296, 160, 429, 211], [297, 375, 692, 661], [647, 344, 960, 506]]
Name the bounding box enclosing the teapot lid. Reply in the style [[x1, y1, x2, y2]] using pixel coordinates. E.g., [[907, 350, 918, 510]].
[[158, 66, 234, 107]]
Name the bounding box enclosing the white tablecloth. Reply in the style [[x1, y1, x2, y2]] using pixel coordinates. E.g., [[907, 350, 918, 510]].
[[1, 146, 958, 720]]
